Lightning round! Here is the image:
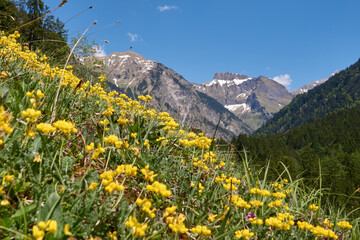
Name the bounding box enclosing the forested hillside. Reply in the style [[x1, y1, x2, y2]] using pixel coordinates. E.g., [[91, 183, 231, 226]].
[[0, 0, 69, 64], [256, 58, 360, 134], [233, 104, 360, 210]]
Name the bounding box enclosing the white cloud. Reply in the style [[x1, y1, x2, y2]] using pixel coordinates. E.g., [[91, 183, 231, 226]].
[[273, 74, 292, 88], [128, 32, 139, 42], [93, 45, 106, 57], [158, 5, 178, 12]]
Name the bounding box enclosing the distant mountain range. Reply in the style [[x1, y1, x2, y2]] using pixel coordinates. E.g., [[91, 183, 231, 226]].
[[194, 73, 293, 130], [96, 50, 335, 140], [290, 70, 339, 95]]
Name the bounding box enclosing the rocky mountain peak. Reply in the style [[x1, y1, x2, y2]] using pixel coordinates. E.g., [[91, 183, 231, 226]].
[[213, 72, 248, 80]]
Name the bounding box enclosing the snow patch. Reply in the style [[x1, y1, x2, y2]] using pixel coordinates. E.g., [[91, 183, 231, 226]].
[[224, 103, 251, 113], [206, 78, 251, 87]]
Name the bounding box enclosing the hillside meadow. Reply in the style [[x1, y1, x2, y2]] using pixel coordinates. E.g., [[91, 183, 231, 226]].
[[0, 31, 359, 239]]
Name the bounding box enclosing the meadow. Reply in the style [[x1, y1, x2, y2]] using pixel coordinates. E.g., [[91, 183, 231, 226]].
[[0, 31, 359, 239]]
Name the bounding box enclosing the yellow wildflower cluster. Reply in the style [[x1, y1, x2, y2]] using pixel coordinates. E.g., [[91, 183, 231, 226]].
[[91, 143, 105, 159], [208, 213, 217, 223], [249, 187, 271, 196], [297, 221, 314, 230], [268, 199, 283, 208], [265, 212, 295, 230], [103, 134, 123, 148], [311, 226, 338, 239], [146, 181, 172, 197], [32, 219, 58, 240], [116, 164, 138, 176], [179, 133, 213, 149], [309, 204, 319, 211], [36, 123, 56, 134], [117, 118, 128, 125], [250, 200, 263, 207], [107, 231, 117, 240], [1, 70, 8, 79], [21, 108, 41, 123], [140, 165, 158, 182], [193, 158, 209, 170], [88, 181, 98, 190], [136, 198, 156, 218], [99, 170, 124, 193], [337, 220, 352, 229], [26, 89, 44, 108], [234, 229, 254, 239], [191, 225, 211, 235], [231, 195, 251, 209], [324, 218, 334, 228], [223, 177, 241, 191], [102, 105, 115, 116], [138, 95, 152, 102], [0, 106, 13, 136], [53, 120, 78, 135], [125, 216, 148, 237], [249, 218, 263, 225], [272, 191, 287, 198], [215, 173, 227, 182], [98, 74, 106, 82], [165, 213, 188, 233]]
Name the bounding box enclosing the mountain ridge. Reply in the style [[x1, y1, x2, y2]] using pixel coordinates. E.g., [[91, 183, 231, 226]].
[[256, 58, 360, 135], [98, 51, 253, 141]]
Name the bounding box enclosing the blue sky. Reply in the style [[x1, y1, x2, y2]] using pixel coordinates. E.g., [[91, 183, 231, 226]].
[[44, 0, 360, 90]]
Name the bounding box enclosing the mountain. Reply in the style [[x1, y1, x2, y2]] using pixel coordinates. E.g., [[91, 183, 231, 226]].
[[256, 59, 360, 135], [194, 72, 294, 130], [97, 51, 253, 140], [291, 70, 339, 95]]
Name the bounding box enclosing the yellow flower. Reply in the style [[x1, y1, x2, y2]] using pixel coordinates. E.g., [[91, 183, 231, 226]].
[[64, 223, 72, 236], [117, 118, 128, 125], [140, 165, 158, 182], [208, 213, 217, 223], [235, 229, 254, 239], [48, 220, 57, 233], [88, 181, 99, 190], [21, 108, 41, 123], [36, 123, 56, 134], [32, 225, 45, 240], [146, 181, 171, 197], [191, 225, 211, 235], [36, 90, 45, 98], [107, 231, 117, 240], [33, 154, 42, 163], [125, 216, 137, 227], [85, 142, 95, 151], [1, 71, 8, 79], [1, 199, 10, 206], [309, 204, 319, 211], [53, 120, 78, 135], [337, 221, 352, 229], [163, 206, 177, 217]]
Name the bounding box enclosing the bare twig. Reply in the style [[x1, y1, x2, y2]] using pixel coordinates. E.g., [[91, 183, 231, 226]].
[[50, 20, 97, 123]]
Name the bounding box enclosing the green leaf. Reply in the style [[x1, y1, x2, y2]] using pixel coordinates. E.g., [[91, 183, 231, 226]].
[[39, 192, 62, 222], [11, 203, 37, 220], [0, 83, 9, 98]]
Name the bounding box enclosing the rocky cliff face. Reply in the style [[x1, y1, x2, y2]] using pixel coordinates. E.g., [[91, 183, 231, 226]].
[[97, 52, 252, 141], [194, 73, 294, 130]]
